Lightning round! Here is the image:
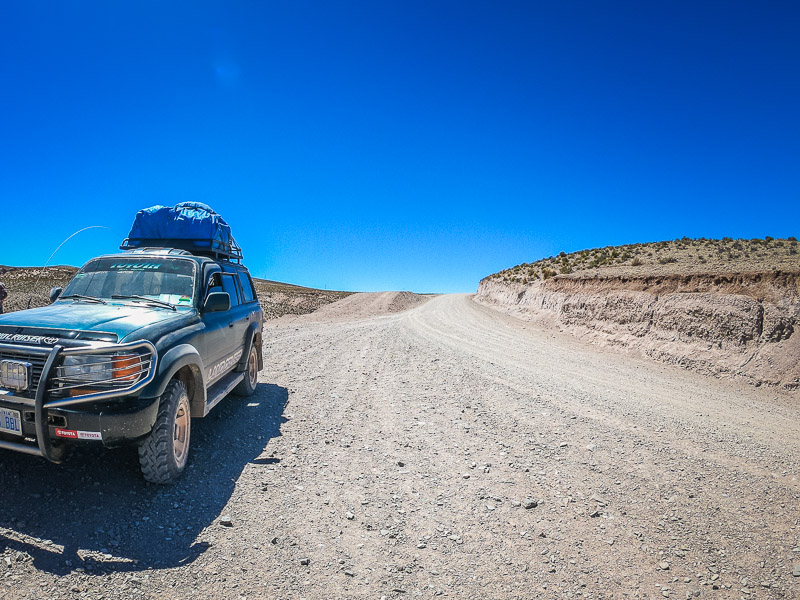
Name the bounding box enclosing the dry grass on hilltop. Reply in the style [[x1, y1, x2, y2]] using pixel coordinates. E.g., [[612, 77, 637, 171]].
[[489, 236, 800, 284]]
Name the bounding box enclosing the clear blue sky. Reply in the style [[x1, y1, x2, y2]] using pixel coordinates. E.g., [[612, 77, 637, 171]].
[[1, 1, 798, 293]]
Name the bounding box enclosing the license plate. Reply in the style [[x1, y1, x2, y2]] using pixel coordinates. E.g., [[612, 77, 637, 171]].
[[0, 407, 22, 436]]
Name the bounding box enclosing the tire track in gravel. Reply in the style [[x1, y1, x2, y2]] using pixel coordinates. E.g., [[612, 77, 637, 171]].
[[248, 294, 800, 599], [409, 295, 800, 457]]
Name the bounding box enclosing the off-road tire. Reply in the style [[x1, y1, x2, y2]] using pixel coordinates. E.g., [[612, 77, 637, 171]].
[[234, 343, 259, 397], [138, 380, 191, 484]]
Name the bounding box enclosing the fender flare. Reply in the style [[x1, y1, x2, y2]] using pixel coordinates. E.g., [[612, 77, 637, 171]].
[[141, 344, 206, 402], [237, 321, 263, 372]]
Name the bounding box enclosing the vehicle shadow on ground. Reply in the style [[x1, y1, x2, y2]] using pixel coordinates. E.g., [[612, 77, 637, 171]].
[[0, 382, 287, 575]]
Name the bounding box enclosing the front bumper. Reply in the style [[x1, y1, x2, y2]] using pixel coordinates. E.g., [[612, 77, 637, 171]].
[[0, 342, 158, 462]]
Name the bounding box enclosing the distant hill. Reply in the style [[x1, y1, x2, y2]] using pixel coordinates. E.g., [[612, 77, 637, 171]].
[[0, 265, 79, 313], [486, 236, 799, 284], [251, 278, 351, 319], [0, 265, 350, 319]]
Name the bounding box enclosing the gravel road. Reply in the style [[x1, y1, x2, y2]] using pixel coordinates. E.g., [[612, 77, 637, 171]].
[[1, 293, 799, 599]]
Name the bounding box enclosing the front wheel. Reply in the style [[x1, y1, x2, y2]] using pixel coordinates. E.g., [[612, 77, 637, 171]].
[[233, 344, 259, 397], [138, 380, 191, 484]]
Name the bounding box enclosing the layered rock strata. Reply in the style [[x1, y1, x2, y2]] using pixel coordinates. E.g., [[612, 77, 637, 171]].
[[475, 272, 800, 388]]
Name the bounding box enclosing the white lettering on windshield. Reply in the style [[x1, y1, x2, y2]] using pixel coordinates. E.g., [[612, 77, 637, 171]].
[[109, 263, 163, 270]]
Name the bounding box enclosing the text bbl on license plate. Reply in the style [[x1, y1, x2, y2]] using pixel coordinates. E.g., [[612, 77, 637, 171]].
[[0, 407, 22, 435]]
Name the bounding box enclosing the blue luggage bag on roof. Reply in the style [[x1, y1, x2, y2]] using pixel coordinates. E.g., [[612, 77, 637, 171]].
[[121, 202, 242, 259]]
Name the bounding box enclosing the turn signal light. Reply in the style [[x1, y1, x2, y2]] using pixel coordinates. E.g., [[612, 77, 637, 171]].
[[113, 355, 140, 381]]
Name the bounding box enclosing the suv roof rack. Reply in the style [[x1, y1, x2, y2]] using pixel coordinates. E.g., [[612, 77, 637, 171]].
[[122, 247, 193, 256], [120, 238, 243, 262]]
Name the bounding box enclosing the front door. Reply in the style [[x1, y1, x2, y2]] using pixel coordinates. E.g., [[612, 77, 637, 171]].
[[202, 270, 244, 386]]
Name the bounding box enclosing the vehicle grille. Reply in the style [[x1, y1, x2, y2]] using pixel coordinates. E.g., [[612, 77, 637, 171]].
[[0, 347, 49, 399]]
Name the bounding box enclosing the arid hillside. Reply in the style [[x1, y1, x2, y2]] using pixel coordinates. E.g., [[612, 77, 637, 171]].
[[251, 279, 351, 319], [490, 236, 799, 282], [0, 265, 349, 319], [0, 265, 78, 313], [476, 237, 800, 389]]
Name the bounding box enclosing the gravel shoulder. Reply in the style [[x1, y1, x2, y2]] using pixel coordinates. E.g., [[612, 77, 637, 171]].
[[1, 293, 799, 599]]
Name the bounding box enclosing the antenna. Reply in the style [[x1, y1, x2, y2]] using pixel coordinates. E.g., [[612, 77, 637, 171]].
[[26, 225, 117, 309]]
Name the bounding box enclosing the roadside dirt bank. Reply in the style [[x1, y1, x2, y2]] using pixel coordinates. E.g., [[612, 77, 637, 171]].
[[475, 272, 800, 389]]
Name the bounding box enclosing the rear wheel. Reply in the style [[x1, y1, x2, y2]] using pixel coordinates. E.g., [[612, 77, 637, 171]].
[[234, 343, 259, 397], [138, 380, 191, 484]]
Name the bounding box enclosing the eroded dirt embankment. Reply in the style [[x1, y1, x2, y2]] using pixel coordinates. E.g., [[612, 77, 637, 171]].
[[475, 271, 800, 388]]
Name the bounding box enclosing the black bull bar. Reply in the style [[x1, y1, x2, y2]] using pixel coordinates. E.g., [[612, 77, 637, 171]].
[[0, 342, 157, 462]]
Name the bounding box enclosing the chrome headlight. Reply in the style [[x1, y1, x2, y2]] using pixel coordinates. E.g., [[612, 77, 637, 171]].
[[61, 355, 114, 382], [51, 345, 155, 399]]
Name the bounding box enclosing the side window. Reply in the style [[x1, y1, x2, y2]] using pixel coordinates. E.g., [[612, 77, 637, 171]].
[[237, 271, 256, 303], [220, 273, 240, 307]]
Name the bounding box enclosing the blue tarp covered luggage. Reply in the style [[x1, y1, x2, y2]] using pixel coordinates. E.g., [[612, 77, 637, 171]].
[[121, 202, 242, 259]]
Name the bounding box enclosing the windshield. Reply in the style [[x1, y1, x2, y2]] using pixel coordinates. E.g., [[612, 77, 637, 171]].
[[62, 257, 197, 307]]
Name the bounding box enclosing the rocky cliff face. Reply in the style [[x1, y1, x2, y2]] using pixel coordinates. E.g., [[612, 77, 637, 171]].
[[475, 272, 800, 389]]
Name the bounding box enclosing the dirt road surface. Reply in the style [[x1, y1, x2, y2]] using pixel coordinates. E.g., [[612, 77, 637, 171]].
[[1, 293, 799, 599]]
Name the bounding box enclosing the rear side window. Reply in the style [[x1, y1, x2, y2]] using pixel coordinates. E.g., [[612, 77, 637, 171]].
[[220, 273, 240, 306], [237, 271, 256, 303]]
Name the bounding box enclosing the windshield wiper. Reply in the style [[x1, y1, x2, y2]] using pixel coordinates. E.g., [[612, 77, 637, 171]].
[[111, 295, 177, 311], [61, 294, 108, 305]]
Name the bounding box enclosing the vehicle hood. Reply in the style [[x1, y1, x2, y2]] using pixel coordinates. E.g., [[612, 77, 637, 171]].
[[0, 301, 195, 343]]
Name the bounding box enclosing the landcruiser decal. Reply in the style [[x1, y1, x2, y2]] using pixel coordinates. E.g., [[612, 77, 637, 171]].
[[207, 349, 243, 383], [0, 333, 60, 345]]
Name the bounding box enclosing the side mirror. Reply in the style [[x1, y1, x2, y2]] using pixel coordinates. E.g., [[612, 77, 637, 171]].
[[203, 291, 230, 313], [49, 287, 62, 303]]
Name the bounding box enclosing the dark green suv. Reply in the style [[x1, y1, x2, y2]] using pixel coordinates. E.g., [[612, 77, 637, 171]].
[[0, 247, 263, 483]]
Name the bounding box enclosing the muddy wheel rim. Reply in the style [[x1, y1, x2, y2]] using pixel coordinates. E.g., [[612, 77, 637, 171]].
[[173, 396, 190, 467], [247, 348, 258, 388]]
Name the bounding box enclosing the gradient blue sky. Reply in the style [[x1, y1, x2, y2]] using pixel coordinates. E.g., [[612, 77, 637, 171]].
[[1, 1, 798, 292]]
